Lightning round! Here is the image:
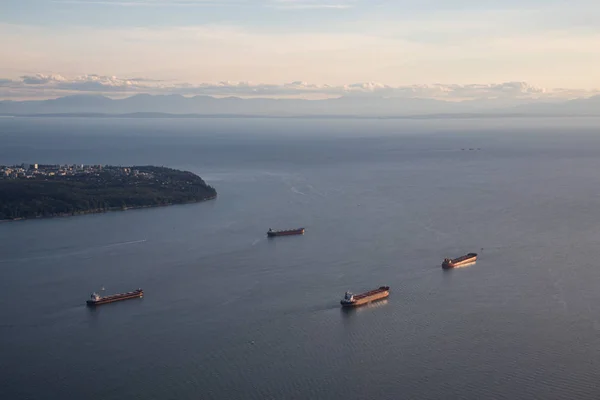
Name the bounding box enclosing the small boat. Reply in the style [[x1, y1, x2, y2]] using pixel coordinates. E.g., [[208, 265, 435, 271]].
[[442, 253, 477, 269], [86, 288, 143, 306], [340, 286, 390, 307], [267, 227, 305, 237]]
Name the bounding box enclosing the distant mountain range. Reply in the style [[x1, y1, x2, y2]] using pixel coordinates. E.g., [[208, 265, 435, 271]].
[[0, 94, 599, 118]]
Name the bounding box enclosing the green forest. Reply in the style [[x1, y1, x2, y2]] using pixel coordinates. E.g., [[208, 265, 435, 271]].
[[0, 166, 217, 220]]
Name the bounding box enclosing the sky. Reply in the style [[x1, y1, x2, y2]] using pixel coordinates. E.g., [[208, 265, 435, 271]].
[[1, 0, 600, 100]]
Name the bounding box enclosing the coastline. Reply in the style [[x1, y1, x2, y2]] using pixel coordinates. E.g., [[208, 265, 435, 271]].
[[0, 195, 217, 223]]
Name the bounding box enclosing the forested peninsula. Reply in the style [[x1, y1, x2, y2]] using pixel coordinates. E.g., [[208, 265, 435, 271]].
[[0, 164, 217, 221]]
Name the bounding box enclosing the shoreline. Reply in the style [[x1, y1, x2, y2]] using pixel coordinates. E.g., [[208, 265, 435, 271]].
[[0, 195, 217, 223]]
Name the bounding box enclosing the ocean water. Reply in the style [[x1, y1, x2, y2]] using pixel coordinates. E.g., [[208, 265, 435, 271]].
[[2, 117, 600, 399]]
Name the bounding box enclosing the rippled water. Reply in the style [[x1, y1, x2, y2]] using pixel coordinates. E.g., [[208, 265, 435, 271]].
[[2, 117, 600, 399]]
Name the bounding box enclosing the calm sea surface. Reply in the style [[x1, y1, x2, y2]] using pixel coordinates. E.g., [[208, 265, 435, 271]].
[[3, 117, 600, 399]]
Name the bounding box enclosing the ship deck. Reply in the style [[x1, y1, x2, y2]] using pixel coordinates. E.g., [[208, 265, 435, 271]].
[[101, 292, 141, 300], [352, 286, 389, 300], [90, 290, 142, 302], [269, 228, 304, 233], [450, 253, 477, 263]]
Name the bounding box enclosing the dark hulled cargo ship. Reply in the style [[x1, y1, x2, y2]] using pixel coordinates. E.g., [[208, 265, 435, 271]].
[[86, 288, 143, 306], [442, 253, 477, 269], [340, 286, 390, 307], [267, 228, 305, 237]]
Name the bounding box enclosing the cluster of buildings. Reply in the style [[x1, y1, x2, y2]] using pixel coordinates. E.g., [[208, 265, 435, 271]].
[[0, 164, 154, 180]]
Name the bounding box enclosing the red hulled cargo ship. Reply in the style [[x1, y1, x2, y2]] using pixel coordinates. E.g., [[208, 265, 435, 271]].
[[267, 227, 305, 237], [340, 286, 390, 307], [442, 253, 478, 269], [86, 288, 143, 306]]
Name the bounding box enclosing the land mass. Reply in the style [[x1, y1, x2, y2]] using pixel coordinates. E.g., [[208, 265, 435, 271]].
[[0, 164, 217, 221], [1, 93, 600, 117]]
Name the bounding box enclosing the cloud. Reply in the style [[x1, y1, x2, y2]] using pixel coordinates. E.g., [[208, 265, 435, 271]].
[[50, 0, 354, 7], [269, 0, 354, 9], [1, 73, 598, 101], [51, 0, 240, 6], [55, 74, 147, 91], [179, 80, 587, 100], [20, 74, 67, 85], [1, 74, 155, 99]]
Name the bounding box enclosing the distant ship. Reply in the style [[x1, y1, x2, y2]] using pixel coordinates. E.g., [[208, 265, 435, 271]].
[[442, 253, 477, 269], [267, 228, 305, 237], [86, 288, 143, 306], [340, 286, 390, 307]]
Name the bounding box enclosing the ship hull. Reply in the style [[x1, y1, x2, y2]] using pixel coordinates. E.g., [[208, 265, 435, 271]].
[[86, 291, 143, 306], [442, 254, 478, 269], [341, 292, 389, 307]]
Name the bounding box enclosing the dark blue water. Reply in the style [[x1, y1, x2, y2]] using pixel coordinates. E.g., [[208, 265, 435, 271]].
[[3, 117, 600, 399]]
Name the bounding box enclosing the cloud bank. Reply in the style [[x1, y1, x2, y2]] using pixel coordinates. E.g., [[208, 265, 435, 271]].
[[1, 74, 598, 101], [2, 11, 600, 90], [50, 0, 355, 8]]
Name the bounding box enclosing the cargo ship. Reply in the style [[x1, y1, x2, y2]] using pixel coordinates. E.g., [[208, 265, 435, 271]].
[[86, 288, 143, 306], [267, 227, 305, 237], [442, 253, 477, 269], [340, 286, 390, 307]]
